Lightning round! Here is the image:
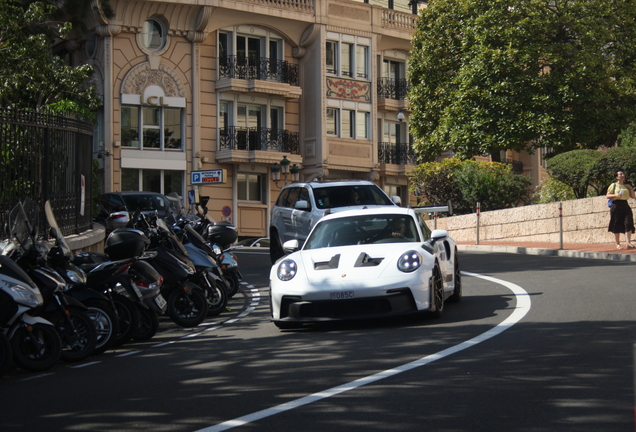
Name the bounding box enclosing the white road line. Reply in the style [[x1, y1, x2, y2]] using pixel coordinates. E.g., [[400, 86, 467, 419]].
[[193, 271, 531, 432], [115, 350, 142, 357], [70, 361, 101, 368], [21, 373, 54, 381]]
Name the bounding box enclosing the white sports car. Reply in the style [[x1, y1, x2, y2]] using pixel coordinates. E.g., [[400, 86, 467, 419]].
[[269, 206, 461, 329]]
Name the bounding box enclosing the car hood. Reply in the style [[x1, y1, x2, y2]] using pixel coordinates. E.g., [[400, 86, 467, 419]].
[[294, 243, 432, 284]]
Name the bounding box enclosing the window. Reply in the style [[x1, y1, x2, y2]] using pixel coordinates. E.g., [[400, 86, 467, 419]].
[[327, 108, 369, 139], [121, 104, 183, 150], [219, 28, 286, 82], [121, 169, 183, 195], [326, 108, 338, 136], [326, 41, 337, 74], [325, 39, 369, 79], [237, 173, 263, 202], [140, 18, 166, 52]]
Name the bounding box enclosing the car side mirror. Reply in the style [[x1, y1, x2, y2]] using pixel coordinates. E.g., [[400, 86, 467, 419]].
[[392, 196, 402, 206], [430, 229, 448, 243], [294, 200, 309, 210], [283, 239, 300, 253]]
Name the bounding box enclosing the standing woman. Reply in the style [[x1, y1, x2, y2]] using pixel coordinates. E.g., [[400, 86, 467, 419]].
[[607, 170, 635, 249]]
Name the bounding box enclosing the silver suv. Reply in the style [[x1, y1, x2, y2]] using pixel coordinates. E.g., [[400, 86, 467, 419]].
[[269, 180, 397, 262]]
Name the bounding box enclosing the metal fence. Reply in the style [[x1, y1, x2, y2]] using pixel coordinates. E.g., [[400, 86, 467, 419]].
[[0, 108, 94, 239]]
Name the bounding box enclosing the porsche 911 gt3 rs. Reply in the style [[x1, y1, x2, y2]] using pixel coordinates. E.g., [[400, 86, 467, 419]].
[[269, 207, 461, 329]]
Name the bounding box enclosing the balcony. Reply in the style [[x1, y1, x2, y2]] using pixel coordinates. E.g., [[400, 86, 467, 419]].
[[216, 56, 302, 99], [378, 142, 418, 175], [377, 78, 410, 111], [216, 126, 301, 165]]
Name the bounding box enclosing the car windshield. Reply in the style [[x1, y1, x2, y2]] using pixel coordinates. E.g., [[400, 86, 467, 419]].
[[122, 194, 169, 213], [313, 185, 393, 209], [304, 215, 419, 250]]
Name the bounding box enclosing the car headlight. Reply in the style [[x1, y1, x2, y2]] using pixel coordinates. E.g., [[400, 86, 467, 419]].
[[277, 259, 297, 281], [397, 250, 422, 273]]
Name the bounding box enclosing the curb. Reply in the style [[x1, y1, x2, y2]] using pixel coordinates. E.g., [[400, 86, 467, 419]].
[[457, 244, 636, 263]]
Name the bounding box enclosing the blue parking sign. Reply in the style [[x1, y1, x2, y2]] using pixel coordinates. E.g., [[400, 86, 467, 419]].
[[187, 190, 195, 205]]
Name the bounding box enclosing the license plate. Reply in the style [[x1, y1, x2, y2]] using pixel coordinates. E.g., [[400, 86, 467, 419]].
[[155, 294, 167, 309], [330, 291, 354, 300]]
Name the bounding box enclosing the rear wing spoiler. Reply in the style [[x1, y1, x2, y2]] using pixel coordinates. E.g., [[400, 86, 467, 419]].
[[412, 201, 453, 216]]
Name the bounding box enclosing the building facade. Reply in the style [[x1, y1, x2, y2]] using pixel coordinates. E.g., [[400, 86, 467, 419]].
[[76, 0, 545, 238]]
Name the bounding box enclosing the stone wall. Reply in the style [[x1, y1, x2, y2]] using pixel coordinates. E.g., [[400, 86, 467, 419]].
[[427, 196, 625, 245]]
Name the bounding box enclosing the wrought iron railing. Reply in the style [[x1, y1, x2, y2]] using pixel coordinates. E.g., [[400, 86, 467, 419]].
[[377, 77, 410, 100], [0, 108, 94, 238], [219, 126, 300, 154], [219, 56, 299, 86], [378, 142, 418, 165]]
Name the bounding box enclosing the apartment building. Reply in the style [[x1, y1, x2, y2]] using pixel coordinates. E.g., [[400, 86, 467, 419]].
[[76, 0, 544, 238]]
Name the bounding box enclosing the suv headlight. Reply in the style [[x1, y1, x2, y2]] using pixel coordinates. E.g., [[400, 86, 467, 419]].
[[397, 251, 422, 273], [277, 259, 297, 281]]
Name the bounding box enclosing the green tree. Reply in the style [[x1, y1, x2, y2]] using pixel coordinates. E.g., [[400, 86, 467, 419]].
[[0, 0, 101, 114], [408, 0, 636, 161], [409, 159, 531, 214]]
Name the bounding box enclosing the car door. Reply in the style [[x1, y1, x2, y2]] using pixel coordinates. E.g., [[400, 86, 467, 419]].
[[290, 187, 313, 244]]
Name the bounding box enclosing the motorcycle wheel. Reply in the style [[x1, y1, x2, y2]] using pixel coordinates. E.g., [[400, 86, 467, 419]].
[[206, 281, 228, 317], [167, 282, 208, 328], [11, 323, 62, 372], [83, 300, 120, 355], [112, 293, 140, 347], [53, 306, 98, 362], [0, 332, 13, 376], [225, 273, 240, 298], [132, 307, 159, 341]]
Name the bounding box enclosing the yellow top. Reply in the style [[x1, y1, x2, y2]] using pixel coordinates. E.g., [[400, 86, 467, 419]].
[[608, 183, 630, 200]]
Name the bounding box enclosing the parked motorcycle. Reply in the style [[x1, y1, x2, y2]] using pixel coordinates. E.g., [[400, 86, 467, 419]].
[[2, 201, 97, 363], [125, 210, 208, 327], [43, 201, 121, 355], [0, 254, 62, 372], [73, 227, 165, 345]]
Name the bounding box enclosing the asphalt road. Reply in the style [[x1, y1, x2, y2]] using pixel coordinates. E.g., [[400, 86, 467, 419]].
[[1, 250, 635, 432]]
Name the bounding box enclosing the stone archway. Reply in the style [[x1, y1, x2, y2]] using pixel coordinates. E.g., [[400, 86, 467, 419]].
[[121, 63, 186, 97]]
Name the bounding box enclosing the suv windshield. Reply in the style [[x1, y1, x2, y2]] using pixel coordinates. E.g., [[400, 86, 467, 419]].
[[313, 185, 394, 209]]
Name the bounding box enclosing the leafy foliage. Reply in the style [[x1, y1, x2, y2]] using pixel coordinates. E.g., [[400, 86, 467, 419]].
[[531, 177, 577, 204], [409, 159, 531, 214], [0, 0, 101, 113], [408, 0, 636, 160], [546, 147, 636, 198]]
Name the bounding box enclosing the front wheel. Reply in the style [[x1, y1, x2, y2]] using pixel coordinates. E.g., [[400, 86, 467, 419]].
[[11, 323, 62, 372], [0, 332, 13, 376], [430, 264, 445, 318], [168, 283, 208, 327], [112, 294, 140, 347], [225, 272, 240, 298], [53, 307, 97, 363], [448, 249, 462, 303], [206, 281, 228, 317], [270, 233, 284, 264], [132, 306, 159, 341], [83, 300, 120, 355]]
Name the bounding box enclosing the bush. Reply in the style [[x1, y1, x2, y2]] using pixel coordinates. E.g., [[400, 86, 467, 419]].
[[409, 159, 531, 214], [532, 178, 577, 204], [547, 147, 636, 197]]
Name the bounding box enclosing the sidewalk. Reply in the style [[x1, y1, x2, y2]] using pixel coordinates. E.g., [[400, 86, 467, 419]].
[[457, 241, 636, 262]]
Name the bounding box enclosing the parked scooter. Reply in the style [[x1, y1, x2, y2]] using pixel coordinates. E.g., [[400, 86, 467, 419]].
[[0, 255, 62, 372], [2, 201, 97, 363], [125, 210, 209, 327], [73, 227, 165, 345], [43, 201, 121, 355]]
